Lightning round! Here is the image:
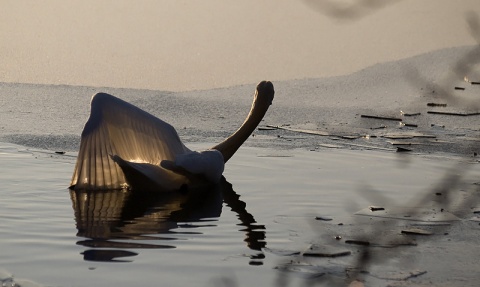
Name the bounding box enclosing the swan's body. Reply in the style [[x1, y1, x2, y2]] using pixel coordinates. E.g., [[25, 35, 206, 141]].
[[70, 81, 274, 192]]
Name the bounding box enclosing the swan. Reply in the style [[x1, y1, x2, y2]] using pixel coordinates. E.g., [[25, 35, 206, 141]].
[[70, 81, 274, 192]]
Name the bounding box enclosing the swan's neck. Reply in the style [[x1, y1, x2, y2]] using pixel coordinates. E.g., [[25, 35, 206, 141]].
[[212, 95, 270, 163]]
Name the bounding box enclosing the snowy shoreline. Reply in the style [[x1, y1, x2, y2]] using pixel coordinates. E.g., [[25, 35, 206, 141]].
[[1, 45, 479, 156]]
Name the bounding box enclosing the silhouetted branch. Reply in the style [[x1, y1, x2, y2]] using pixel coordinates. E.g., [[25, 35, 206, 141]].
[[274, 11, 480, 286], [406, 13, 480, 109], [302, 0, 402, 22]]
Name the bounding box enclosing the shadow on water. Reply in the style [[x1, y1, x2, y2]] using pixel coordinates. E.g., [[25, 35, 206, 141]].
[[69, 177, 266, 263]]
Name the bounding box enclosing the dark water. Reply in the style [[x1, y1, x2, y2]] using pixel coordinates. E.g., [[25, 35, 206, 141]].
[[2, 142, 480, 286]]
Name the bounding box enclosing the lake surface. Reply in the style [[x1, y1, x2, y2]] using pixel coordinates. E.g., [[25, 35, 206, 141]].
[[2, 142, 480, 286]]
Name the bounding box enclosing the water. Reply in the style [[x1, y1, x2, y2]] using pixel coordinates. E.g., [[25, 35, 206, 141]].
[[2, 142, 479, 286]]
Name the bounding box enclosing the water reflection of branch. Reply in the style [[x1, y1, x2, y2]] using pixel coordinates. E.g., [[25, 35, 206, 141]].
[[346, 165, 479, 284], [302, 0, 402, 22], [273, 162, 480, 285]]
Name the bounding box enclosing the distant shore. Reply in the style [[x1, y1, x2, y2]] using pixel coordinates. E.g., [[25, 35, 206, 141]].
[[1, 45, 479, 157]]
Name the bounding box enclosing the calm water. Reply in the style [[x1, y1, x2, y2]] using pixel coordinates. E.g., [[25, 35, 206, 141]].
[[2, 142, 479, 286]]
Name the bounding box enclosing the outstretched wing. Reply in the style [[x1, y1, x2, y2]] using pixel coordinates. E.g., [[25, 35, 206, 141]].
[[70, 93, 189, 190]]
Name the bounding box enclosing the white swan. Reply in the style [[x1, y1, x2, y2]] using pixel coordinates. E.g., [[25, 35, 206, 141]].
[[70, 81, 274, 192]]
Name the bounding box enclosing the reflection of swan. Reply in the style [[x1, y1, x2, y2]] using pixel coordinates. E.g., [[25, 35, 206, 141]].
[[70, 178, 266, 262], [70, 81, 274, 191]]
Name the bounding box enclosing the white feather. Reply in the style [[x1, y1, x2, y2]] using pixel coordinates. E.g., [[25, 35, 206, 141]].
[[174, 150, 225, 183], [70, 93, 222, 191]]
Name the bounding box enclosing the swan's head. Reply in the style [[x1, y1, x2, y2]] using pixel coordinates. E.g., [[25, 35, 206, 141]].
[[255, 81, 275, 107]]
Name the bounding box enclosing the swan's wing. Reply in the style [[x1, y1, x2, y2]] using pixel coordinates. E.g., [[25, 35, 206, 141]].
[[71, 93, 189, 190]]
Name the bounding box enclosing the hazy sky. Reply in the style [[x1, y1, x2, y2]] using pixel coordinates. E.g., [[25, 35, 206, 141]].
[[1, 0, 479, 91]]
